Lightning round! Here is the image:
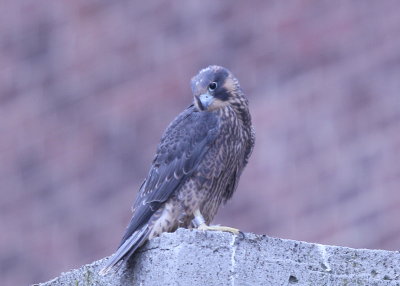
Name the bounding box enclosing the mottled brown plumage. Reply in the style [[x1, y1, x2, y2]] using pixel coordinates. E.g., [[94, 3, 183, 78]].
[[99, 65, 255, 275]]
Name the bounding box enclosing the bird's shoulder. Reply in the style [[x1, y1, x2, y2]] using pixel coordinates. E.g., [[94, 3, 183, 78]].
[[136, 105, 220, 201], [155, 105, 219, 163]]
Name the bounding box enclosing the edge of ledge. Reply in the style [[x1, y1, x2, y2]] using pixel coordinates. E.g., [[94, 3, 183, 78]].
[[36, 229, 400, 286]]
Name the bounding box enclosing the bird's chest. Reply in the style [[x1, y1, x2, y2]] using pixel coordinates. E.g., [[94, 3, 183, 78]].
[[201, 112, 247, 179], [216, 112, 247, 157], [213, 130, 241, 166]]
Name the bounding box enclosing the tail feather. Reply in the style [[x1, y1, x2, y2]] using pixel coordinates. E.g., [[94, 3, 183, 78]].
[[99, 225, 150, 276]]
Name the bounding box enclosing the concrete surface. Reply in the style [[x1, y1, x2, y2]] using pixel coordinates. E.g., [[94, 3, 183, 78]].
[[36, 229, 400, 286]]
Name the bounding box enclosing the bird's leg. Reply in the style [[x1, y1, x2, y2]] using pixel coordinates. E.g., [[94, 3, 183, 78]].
[[192, 209, 240, 235]]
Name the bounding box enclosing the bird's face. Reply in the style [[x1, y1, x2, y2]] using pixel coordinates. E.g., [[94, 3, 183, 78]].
[[191, 66, 241, 111]]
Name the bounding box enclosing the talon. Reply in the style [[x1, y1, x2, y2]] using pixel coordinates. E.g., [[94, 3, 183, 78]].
[[197, 223, 240, 235], [193, 209, 240, 235]]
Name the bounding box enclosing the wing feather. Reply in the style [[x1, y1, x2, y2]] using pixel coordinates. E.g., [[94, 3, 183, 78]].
[[120, 105, 219, 245]]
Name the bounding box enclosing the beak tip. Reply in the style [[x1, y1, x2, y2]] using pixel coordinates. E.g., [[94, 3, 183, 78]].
[[199, 93, 213, 109]]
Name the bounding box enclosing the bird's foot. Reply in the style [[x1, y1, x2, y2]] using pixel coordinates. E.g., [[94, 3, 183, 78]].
[[197, 223, 241, 235], [192, 209, 243, 237]]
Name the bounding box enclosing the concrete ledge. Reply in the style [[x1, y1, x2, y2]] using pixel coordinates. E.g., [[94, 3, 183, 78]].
[[37, 228, 400, 286]]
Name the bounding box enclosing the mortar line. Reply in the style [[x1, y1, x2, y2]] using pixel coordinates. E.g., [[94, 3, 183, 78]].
[[230, 234, 238, 286]]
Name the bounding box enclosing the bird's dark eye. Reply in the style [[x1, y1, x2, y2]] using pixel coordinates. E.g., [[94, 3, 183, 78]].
[[208, 82, 217, 91]]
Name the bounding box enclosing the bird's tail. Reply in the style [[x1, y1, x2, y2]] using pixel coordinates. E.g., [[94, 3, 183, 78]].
[[99, 224, 150, 276]]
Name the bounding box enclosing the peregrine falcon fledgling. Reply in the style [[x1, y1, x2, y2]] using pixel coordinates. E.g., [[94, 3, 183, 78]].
[[100, 65, 255, 275]]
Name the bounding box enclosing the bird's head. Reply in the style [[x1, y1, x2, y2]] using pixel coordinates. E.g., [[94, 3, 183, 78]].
[[191, 65, 244, 112]]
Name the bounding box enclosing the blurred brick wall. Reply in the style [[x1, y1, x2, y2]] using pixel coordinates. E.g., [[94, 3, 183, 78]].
[[1, 1, 400, 285]]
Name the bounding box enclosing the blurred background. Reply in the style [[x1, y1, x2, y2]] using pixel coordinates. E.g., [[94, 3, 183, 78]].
[[1, 0, 400, 285]]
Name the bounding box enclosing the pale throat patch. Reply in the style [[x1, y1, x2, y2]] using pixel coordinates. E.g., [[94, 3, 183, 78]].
[[209, 98, 229, 110]]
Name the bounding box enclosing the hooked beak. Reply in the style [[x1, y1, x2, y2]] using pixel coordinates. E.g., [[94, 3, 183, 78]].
[[196, 93, 214, 111]]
